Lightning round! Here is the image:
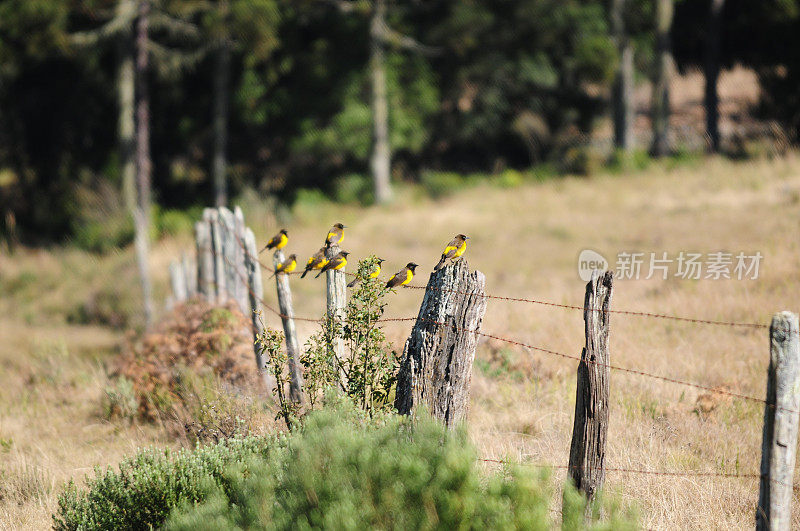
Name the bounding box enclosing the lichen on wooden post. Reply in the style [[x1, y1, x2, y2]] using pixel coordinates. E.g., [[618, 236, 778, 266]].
[[756, 311, 800, 530], [567, 269, 613, 510], [394, 258, 487, 428]]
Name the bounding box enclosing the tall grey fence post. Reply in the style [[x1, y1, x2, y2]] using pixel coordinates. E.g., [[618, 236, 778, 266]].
[[195, 218, 214, 301], [567, 269, 613, 514], [182, 252, 196, 298], [243, 227, 267, 372], [168, 260, 187, 305], [325, 243, 347, 384], [394, 259, 487, 428], [208, 208, 226, 303], [273, 249, 304, 403], [756, 311, 800, 530]]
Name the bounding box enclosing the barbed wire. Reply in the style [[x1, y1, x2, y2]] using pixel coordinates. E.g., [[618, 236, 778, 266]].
[[476, 458, 800, 490]]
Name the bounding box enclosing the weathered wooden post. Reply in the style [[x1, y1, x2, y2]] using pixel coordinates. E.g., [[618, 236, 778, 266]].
[[567, 269, 613, 511], [273, 249, 304, 402], [232, 207, 250, 314], [209, 208, 226, 303], [394, 259, 487, 427], [325, 242, 347, 382], [195, 218, 214, 301], [243, 227, 267, 371], [756, 311, 800, 530], [182, 252, 197, 298], [218, 207, 240, 307], [168, 260, 187, 303]]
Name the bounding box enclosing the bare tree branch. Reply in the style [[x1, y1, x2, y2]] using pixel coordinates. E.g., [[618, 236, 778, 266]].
[[378, 23, 441, 57], [148, 40, 212, 77], [150, 11, 203, 41], [70, 2, 137, 48]]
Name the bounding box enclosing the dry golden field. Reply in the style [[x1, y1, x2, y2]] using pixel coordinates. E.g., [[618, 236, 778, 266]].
[[3, 154, 800, 529]]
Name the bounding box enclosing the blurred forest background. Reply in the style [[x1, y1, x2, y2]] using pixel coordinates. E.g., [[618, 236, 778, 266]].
[[1, 0, 799, 248]]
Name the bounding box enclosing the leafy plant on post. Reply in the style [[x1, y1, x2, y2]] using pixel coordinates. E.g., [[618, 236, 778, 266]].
[[301, 256, 398, 416]]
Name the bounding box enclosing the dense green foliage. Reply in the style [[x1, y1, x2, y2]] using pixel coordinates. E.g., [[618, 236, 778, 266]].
[[2, 0, 798, 242], [53, 399, 636, 530], [52, 433, 288, 530]]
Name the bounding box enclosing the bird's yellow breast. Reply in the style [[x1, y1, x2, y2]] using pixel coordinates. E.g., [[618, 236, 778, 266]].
[[327, 231, 344, 245], [276, 233, 288, 249], [333, 258, 347, 270], [401, 269, 413, 285], [369, 265, 381, 278], [453, 240, 467, 258], [283, 260, 297, 273]]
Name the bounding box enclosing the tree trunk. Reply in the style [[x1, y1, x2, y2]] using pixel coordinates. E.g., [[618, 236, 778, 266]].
[[118, 0, 136, 215], [212, 36, 230, 208], [705, 0, 725, 153], [369, 0, 392, 204], [650, 0, 673, 157], [134, 0, 154, 328], [611, 0, 634, 154]]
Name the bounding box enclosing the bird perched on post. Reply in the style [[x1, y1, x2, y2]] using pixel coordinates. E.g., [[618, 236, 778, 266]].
[[261, 229, 288, 252], [434, 234, 469, 271], [386, 263, 418, 289], [325, 223, 346, 247], [301, 247, 329, 278], [269, 254, 297, 278], [315, 251, 349, 278], [347, 258, 385, 288]]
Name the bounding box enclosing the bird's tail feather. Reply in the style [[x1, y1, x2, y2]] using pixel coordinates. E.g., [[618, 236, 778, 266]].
[[434, 256, 446, 271], [301, 269, 309, 278], [347, 278, 358, 288]]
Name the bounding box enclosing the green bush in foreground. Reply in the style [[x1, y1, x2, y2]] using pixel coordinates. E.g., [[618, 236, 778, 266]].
[[52, 435, 287, 530], [55, 399, 636, 530]]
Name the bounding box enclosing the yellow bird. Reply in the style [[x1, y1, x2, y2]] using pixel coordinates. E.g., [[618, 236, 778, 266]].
[[315, 251, 349, 278], [269, 254, 297, 278], [434, 234, 469, 271], [301, 247, 329, 278], [347, 258, 385, 288], [261, 229, 288, 252], [386, 262, 419, 289], [325, 223, 346, 247]]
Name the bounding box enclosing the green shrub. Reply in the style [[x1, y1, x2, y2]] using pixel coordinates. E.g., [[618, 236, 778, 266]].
[[333, 173, 373, 205], [495, 168, 524, 188], [166, 401, 636, 530], [102, 376, 138, 420], [157, 208, 199, 237], [72, 214, 134, 254], [420, 170, 464, 199], [52, 434, 288, 530], [55, 400, 636, 530]]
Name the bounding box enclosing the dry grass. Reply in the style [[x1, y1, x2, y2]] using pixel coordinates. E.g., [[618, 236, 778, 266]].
[[2, 154, 800, 528]]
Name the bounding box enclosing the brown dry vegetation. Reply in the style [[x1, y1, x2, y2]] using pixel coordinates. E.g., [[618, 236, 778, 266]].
[[2, 154, 800, 529]]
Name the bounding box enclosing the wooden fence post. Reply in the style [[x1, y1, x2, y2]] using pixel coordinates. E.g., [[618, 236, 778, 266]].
[[218, 207, 239, 307], [567, 269, 613, 511], [195, 218, 214, 301], [209, 208, 226, 303], [273, 249, 304, 402], [756, 311, 800, 530], [168, 260, 187, 303], [325, 242, 347, 383], [243, 227, 267, 372], [394, 259, 487, 427], [182, 252, 197, 298]]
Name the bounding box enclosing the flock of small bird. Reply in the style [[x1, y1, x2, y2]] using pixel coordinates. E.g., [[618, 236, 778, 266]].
[[261, 223, 469, 289]]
